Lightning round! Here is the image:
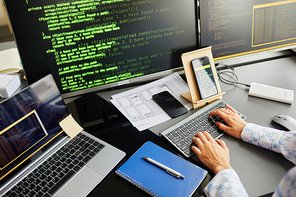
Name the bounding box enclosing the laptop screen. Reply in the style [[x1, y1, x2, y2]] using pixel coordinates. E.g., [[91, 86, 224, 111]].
[[0, 74, 68, 181]]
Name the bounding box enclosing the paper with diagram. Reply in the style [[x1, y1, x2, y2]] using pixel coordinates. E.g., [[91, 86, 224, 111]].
[[110, 73, 192, 131]]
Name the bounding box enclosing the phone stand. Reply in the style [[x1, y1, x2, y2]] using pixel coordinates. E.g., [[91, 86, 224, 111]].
[[181, 46, 226, 109]]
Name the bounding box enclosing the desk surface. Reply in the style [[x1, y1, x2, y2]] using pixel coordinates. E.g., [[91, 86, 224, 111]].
[[150, 54, 296, 196], [65, 52, 296, 197], [219, 55, 296, 196], [92, 53, 296, 197], [1, 41, 296, 196], [217, 56, 296, 196]]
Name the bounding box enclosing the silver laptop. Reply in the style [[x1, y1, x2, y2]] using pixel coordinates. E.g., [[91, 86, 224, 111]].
[[0, 74, 125, 197]]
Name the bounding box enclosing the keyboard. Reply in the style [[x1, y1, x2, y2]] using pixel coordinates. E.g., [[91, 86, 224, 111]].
[[3, 133, 105, 197], [161, 99, 246, 158]]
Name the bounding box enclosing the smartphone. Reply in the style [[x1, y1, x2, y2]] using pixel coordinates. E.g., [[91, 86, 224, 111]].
[[191, 56, 218, 99], [152, 91, 188, 118]]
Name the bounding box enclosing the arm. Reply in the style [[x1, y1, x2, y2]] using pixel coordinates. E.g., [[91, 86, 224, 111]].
[[191, 131, 248, 196], [204, 169, 249, 197], [242, 123, 296, 165], [210, 105, 296, 165], [190, 106, 250, 196], [273, 166, 296, 196], [200, 105, 296, 196]]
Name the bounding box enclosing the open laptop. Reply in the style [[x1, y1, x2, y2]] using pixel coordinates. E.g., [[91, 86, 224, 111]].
[[0, 74, 125, 197]]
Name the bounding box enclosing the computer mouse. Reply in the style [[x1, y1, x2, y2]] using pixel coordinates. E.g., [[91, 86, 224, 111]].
[[271, 114, 296, 131]]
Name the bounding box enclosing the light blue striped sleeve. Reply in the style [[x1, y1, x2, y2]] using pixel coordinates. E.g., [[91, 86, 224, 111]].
[[204, 169, 248, 197], [272, 166, 296, 197], [241, 123, 296, 165]]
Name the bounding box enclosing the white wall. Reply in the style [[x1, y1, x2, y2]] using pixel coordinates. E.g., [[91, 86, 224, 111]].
[[0, 0, 9, 26]]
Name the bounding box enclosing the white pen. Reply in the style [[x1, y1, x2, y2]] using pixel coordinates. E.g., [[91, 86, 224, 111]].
[[142, 156, 185, 179]]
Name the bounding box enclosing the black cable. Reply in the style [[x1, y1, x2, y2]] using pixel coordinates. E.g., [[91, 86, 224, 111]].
[[216, 64, 250, 87]]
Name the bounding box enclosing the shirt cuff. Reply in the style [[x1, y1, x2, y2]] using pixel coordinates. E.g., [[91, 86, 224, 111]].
[[241, 123, 283, 153], [204, 169, 248, 197]]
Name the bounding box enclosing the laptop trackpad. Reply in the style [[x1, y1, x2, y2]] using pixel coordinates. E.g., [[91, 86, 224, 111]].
[[55, 166, 103, 197]]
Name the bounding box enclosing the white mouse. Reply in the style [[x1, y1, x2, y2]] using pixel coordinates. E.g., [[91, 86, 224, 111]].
[[271, 114, 296, 131]]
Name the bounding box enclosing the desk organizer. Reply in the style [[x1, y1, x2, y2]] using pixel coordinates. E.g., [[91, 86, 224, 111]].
[[181, 46, 225, 109]]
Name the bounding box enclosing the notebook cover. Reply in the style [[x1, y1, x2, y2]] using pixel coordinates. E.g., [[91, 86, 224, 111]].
[[116, 141, 208, 197]]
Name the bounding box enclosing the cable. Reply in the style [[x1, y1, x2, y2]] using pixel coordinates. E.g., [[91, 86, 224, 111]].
[[216, 64, 250, 87]]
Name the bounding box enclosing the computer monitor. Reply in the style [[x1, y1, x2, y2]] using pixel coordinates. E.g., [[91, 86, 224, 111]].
[[199, 0, 296, 63], [4, 0, 198, 99]]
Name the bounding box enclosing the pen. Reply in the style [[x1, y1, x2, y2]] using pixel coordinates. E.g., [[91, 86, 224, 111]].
[[142, 156, 185, 179]]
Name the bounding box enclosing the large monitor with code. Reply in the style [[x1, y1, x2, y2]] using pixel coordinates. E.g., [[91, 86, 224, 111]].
[[199, 0, 296, 62], [4, 0, 198, 98]]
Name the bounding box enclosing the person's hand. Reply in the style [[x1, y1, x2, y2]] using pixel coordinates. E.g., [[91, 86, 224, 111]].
[[191, 131, 232, 174], [209, 105, 247, 139]]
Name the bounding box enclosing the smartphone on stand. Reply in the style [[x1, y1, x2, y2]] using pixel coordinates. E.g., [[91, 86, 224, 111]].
[[191, 56, 218, 99]]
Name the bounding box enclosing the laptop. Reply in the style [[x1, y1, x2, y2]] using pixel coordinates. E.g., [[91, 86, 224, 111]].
[[0, 74, 125, 197]]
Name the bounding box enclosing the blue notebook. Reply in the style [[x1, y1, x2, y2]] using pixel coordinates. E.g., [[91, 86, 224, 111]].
[[116, 141, 208, 197]]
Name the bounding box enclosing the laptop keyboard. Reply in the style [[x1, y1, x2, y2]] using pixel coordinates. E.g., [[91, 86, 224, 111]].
[[3, 133, 105, 197], [162, 100, 246, 158]]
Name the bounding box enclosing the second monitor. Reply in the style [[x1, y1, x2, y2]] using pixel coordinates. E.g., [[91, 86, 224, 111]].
[[200, 0, 296, 62]]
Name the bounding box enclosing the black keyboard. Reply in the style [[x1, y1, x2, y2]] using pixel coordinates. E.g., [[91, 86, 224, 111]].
[[161, 100, 246, 158], [3, 133, 105, 197]]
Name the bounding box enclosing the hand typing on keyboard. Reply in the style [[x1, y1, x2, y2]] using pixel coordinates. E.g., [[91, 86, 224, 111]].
[[162, 100, 246, 158], [191, 104, 248, 175], [208, 105, 247, 139], [191, 131, 232, 175]]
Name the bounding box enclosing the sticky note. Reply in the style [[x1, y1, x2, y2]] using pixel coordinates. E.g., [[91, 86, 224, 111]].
[[59, 114, 83, 138]]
